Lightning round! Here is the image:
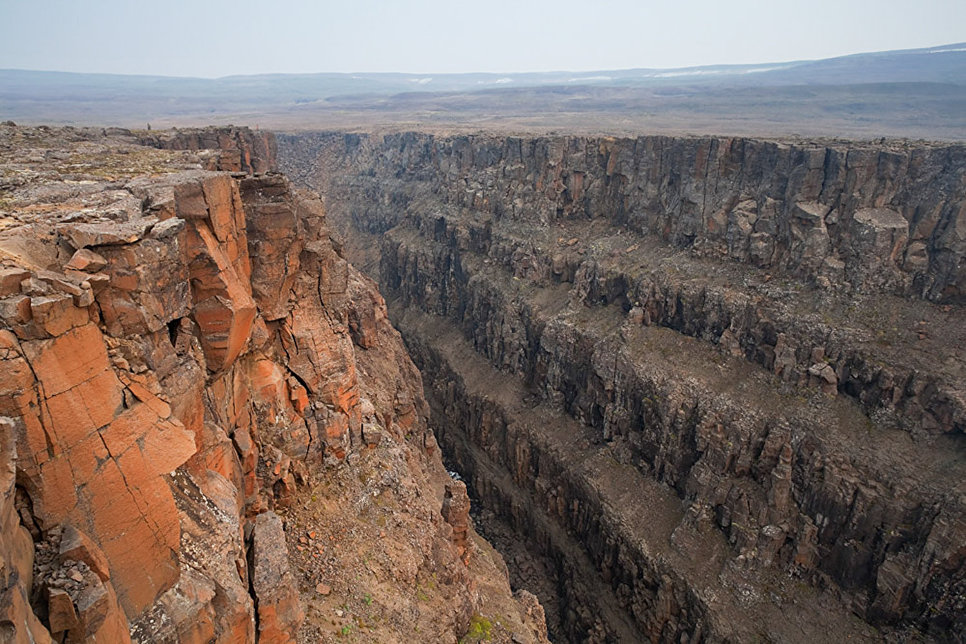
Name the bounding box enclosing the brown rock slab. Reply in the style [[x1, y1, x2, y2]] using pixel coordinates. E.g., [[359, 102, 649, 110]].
[[67, 579, 132, 643], [28, 293, 89, 336], [442, 481, 472, 561], [181, 186, 256, 371], [0, 267, 30, 297], [251, 511, 303, 643], [61, 219, 154, 248], [65, 248, 108, 272], [0, 294, 32, 325], [47, 587, 79, 633]]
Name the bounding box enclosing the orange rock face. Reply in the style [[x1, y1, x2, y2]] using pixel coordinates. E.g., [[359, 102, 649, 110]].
[[0, 126, 534, 644], [0, 128, 348, 641], [180, 174, 257, 372], [0, 130, 301, 641], [5, 319, 195, 616], [0, 418, 54, 644]]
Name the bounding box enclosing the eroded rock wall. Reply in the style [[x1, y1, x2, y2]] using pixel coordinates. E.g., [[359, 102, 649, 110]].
[[281, 131, 966, 642], [138, 125, 277, 174], [0, 156, 324, 641], [283, 132, 966, 302]]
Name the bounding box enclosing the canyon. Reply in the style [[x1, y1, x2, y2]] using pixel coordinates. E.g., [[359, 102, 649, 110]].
[[0, 121, 962, 643], [279, 132, 965, 642], [0, 124, 548, 643]]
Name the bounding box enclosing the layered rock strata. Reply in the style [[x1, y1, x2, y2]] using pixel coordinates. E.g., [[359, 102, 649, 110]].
[[0, 125, 548, 644], [281, 131, 966, 642]]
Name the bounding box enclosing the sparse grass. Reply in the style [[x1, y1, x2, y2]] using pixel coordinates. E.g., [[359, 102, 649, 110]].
[[459, 614, 493, 643], [64, 150, 176, 180]]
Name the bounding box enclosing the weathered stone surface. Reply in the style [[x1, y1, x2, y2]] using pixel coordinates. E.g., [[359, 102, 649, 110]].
[[5, 324, 198, 630], [239, 176, 304, 321], [0, 267, 30, 297], [61, 219, 154, 249], [180, 174, 257, 372], [131, 469, 254, 644], [0, 417, 54, 644], [138, 126, 277, 174], [65, 249, 108, 272], [282, 132, 966, 301], [47, 587, 79, 634], [64, 575, 132, 643], [59, 525, 111, 583], [95, 227, 189, 337], [442, 481, 471, 562]]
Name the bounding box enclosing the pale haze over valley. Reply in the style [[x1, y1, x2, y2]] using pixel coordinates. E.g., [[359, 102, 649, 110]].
[[0, 2, 964, 135]]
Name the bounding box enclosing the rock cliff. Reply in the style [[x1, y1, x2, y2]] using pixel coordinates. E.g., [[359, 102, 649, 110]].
[[280, 131, 966, 642], [0, 124, 549, 643]]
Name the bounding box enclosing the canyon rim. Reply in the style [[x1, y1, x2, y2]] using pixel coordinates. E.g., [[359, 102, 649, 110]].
[[0, 47, 964, 644]]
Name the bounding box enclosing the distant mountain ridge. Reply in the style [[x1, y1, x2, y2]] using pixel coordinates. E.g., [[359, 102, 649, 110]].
[[1, 42, 964, 139]]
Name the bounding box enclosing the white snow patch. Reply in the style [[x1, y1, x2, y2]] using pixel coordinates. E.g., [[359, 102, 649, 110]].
[[653, 70, 726, 78], [741, 66, 782, 74], [651, 66, 782, 78]]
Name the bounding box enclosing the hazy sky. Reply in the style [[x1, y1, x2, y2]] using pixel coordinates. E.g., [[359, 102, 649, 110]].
[[1, 0, 964, 77]]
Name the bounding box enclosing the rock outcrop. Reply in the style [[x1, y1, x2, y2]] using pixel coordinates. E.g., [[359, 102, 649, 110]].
[[281, 131, 966, 642], [138, 125, 277, 174], [0, 124, 548, 643]]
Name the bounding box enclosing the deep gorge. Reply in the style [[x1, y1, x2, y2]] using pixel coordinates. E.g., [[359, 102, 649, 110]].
[[279, 131, 966, 642], [1, 125, 961, 643]]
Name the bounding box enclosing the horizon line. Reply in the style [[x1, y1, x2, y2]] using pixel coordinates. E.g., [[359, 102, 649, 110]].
[[2, 40, 963, 82]]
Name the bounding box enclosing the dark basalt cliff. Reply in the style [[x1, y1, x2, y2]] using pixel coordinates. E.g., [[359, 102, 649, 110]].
[[280, 131, 966, 642]]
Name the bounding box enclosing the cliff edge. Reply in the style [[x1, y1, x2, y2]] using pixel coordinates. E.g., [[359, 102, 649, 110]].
[[0, 124, 549, 644]]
